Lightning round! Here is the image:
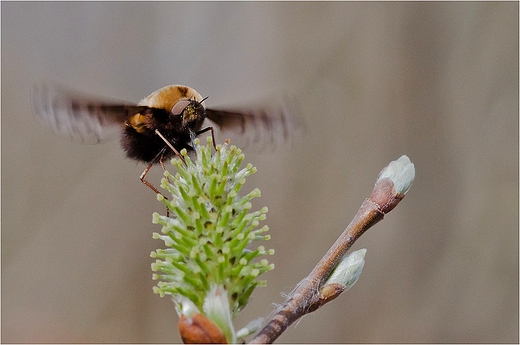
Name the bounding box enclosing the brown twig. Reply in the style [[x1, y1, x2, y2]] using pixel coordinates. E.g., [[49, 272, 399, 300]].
[[249, 155, 414, 344]]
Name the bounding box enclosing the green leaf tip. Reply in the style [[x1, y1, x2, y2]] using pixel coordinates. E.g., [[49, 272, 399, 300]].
[[151, 139, 273, 342]]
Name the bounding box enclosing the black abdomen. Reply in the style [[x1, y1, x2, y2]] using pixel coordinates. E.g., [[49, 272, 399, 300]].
[[120, 125, 194, 163]]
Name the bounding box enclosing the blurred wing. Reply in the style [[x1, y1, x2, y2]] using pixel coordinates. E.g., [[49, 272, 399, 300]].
[[205, 95, 303, 150], [32, 83, 148, 144]]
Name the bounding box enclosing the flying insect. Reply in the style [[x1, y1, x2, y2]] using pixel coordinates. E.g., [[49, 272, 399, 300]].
[[32, 83, 299, 195]]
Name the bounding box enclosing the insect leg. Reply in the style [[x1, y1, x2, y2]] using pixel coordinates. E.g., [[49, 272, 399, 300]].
[[159, 149, 167, 171], [158, 148, 172, 185], [195, 126, 217, 150], [155, 129, 187, 165], [140, 147, 167, 196], [140, 146, 170, 216]]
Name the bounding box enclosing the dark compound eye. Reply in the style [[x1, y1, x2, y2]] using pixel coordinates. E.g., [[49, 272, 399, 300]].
[[171, 99, 192, 116]]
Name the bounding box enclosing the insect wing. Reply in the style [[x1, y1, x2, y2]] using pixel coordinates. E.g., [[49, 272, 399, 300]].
[[205, 95, 303, 150], [32, 83, 148, 145]]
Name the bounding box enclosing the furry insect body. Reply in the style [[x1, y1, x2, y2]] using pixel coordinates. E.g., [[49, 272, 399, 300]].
[[121, 103, 205, 163], [33, 82, 300, 199], [120, 85, 207, 163]]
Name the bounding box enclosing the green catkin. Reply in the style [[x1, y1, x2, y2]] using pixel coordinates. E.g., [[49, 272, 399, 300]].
[[151, 139, 274, 342]]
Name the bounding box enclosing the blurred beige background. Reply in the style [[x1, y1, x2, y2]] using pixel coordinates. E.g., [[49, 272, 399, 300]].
[[2, 2, 518, 343]]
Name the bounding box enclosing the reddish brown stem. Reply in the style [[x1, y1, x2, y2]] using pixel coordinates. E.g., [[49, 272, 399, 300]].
[[249, 177, 404, 344]]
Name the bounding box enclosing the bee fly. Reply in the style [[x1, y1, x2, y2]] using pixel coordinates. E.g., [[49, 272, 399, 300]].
[[32, 83, 299, 197]]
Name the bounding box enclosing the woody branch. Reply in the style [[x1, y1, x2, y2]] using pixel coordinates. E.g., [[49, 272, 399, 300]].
[[249, 155, 415, 344]]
